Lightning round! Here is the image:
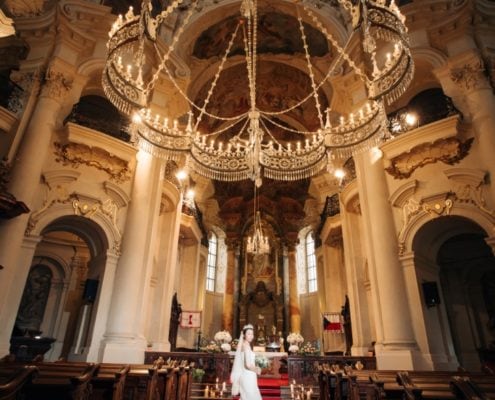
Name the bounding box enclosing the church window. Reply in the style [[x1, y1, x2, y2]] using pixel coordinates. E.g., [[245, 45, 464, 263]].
[[306, 232, 317, 293], [206, 233, 217, 291]]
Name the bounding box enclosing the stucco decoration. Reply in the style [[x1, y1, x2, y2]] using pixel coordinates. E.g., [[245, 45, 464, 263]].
[[385, 137, 473, 179], [54, 142, 131, 183]]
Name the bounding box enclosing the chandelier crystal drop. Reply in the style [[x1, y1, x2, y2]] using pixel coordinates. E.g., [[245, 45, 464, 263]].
[[247, 184, 270, 255], [102, 0, 414, 187]]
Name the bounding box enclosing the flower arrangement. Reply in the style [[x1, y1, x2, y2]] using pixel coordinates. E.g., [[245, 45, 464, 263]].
[[220, 343, 231, 352], [299, 341, 320, 356], [288, 344, 300, 353], [287, 332, 304, 345], [214, 330, 232, 344], [255, 354, 270, 370], [201, 341, 221, 353]]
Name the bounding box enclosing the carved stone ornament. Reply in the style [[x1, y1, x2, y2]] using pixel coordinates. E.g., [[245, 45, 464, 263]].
[[398, 195, 454, 255], [385, 137, 473, 179], [54, 142, 131, 183], [41, 68, 73, 101], [450, 57, 491, 92]]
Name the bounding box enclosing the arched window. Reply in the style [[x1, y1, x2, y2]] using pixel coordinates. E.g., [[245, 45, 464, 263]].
[[306, 231, 317, 293], [206, 233, 217, 291]]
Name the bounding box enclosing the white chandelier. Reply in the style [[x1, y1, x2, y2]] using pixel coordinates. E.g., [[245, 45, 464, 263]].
[[102, 0, 413, 187]]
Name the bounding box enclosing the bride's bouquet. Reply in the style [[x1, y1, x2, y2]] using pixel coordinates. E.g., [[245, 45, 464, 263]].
[[255, 354, 270, 370]]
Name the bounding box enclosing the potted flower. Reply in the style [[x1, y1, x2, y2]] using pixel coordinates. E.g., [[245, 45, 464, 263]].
[[287, 332, 304, 353], [192, 368, 205, 382]]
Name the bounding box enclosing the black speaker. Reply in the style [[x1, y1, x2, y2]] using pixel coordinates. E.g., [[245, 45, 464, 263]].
[[82, 279, 99, 303], [422, 281, 440, 308]]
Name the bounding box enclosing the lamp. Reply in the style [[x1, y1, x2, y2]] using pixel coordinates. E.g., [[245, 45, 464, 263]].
[[103, 0, 413, 187]]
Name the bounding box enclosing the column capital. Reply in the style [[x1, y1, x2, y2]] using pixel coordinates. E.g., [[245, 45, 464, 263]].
[[435, 50, 493, 95], [40, 62, 74, 103]]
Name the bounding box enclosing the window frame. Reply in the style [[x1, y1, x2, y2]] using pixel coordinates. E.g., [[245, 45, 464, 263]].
[[206, 233, 218, 292], [306, 231, 317, 293]]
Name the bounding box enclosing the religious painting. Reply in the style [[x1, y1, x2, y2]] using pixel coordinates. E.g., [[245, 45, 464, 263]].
[[249, 253, 274, 279]]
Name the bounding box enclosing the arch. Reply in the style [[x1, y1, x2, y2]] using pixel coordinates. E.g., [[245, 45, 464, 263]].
[[400, 202, 495, 256], [28, 202, 121, 257]]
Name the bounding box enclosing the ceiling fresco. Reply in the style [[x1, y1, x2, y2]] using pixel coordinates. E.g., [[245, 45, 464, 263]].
[[193, 61, 330, 137], [192, 11, 330, 59]]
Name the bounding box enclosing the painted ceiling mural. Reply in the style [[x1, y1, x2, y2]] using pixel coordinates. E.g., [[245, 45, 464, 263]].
[[193, 61, 330, 138], [192, 11, 330, 59]]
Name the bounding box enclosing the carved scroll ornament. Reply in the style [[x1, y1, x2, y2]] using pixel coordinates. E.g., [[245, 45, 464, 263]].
[[54, 142, 131, 183], [385, 137, 473, 179]]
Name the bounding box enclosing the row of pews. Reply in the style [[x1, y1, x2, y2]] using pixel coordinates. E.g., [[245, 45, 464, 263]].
[[0, 356, 193, 400], [318, 364, 495, 400]]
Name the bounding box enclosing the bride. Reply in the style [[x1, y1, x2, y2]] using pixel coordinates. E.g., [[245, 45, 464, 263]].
[[230, 324, 262, 399]]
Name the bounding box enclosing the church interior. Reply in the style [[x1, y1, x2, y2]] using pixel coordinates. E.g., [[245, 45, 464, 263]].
[[0, 0, 495, 398]]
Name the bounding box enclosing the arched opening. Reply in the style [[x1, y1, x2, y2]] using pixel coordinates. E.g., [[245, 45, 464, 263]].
[[11, 215, 109, 361], [412, 215, 495, 370]]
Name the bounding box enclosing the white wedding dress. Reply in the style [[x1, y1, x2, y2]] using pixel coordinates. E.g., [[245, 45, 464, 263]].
[[238, 346, 262, 400]]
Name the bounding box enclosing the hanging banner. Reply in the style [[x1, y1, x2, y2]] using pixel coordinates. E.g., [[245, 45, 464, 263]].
[[180, 310, 202, 328], [323, 312, 343, 332]]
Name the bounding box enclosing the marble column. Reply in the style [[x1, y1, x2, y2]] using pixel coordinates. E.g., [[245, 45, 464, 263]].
[[222, 239, 238, 333], [355, 150, 419, 369], [0, 65, 74, 356], [101, 149, 162, 363], [434, 50, 495, 199], [287, 243, 301, 334]]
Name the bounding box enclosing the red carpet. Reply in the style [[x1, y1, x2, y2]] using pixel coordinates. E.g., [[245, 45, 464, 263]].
[[257, 373, 288, 399]]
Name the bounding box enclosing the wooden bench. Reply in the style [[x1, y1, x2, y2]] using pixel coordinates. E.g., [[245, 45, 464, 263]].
[[0, 364, 38, 400]]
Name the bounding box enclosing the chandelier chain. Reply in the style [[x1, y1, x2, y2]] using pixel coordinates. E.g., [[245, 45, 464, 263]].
[[297, 7, 324, 129]]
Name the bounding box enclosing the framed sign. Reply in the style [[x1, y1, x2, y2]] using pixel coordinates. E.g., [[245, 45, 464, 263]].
[[180, 310, 201, 328]]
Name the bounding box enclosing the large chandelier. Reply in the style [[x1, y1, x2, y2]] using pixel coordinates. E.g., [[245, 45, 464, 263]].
[[102, 0, 413, 187]]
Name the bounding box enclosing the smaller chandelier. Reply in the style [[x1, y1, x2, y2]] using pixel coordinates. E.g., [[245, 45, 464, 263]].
[[247, 210, 270, 255]]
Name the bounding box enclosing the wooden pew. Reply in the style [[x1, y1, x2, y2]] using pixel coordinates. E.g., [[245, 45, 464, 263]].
[[90, 363, 130, 400], [0, 365, 38, 400], [24, 362, 98, 400]]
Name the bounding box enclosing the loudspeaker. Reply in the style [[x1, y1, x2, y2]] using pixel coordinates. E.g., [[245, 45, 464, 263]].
[[422, 281, 440, 308], [82, 279, 99, 303]]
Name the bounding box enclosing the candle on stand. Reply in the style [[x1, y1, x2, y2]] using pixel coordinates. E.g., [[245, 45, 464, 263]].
[[222, 381, 226, 391], [215, 377, 219, 390], [204, 385, 209, 397]]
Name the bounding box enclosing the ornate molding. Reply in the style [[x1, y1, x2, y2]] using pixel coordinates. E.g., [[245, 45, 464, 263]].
[[54, 141, 131, 183], [385, 137, 473, 179]]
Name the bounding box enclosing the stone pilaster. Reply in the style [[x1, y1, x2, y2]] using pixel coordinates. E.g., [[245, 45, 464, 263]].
[[0, 62, 74, 356], [434, 50, 495, 199]]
